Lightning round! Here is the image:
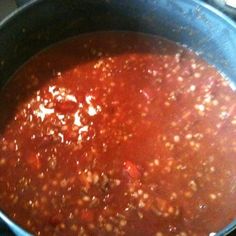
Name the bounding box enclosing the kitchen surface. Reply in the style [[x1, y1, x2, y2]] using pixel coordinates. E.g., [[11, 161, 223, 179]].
[[0, 0, 16, 21]]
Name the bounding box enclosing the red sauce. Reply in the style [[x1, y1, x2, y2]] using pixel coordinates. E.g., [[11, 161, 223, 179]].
[[0, 32, 236, 236]]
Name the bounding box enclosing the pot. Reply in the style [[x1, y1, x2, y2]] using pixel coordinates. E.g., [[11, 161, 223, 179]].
[[0, 0, 236, 235]]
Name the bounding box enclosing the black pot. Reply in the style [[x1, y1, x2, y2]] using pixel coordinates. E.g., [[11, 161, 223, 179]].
[[0, 0, 236, 235]]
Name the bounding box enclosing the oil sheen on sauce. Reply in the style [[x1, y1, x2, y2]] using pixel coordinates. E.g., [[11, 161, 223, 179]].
[[0, 32, 236, 236]]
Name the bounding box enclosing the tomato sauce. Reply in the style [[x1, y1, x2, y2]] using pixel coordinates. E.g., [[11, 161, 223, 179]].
[[0, 32, 236, 236]]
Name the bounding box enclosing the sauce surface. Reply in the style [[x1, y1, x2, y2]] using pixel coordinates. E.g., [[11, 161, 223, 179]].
[[0, 32, 236, 236]]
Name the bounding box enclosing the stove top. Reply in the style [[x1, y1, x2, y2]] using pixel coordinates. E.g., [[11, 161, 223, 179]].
[[207, 0, 236, 19], [0, 0, 16, 21]]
